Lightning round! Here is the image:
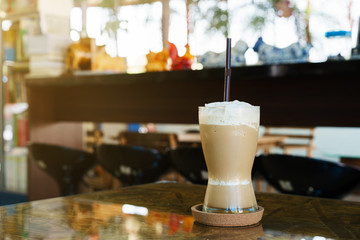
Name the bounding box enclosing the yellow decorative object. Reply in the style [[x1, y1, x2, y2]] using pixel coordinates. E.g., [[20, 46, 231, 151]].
[[145, 50, 169, 72], [92, 46, 127, 72], [66, 38, 92, 71]]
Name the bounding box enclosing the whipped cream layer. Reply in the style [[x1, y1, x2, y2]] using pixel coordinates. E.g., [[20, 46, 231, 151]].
[[199, 100, 259, 127]]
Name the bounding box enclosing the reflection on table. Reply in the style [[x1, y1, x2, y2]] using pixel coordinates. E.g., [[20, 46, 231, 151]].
[[1, 183, 359, 239]]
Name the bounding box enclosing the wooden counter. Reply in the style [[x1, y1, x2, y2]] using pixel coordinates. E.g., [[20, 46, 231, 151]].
[[26, 59, 360, 126], [25, 60, 360, 200], [1, 183, 359, 239]]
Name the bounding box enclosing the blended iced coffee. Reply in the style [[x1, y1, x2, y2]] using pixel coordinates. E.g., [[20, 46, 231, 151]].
[[199, 100, 260, 213]]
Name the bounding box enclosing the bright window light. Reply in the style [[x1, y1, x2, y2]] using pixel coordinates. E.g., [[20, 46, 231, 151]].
[[70, 7, 82, 32], [2, 20, 12, 31], [70, 30, 80, 42]]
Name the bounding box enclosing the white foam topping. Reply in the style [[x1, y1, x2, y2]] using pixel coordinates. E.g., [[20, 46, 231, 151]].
[[199, 100, 259, 127]]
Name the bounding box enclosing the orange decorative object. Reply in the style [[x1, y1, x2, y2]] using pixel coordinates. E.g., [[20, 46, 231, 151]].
[[145, 42, 194, 72], [92, 46, 127, 72], [145, 50, 169, 72], [168, 42, 179, 62], [66, 38, 92, 71], [168, 43, 193, 70]]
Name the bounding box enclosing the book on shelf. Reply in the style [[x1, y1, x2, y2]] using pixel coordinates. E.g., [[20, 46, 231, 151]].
[[12, 113, 28, 147], [3, 66, 29, 103], [27, 34, 71, 55], [4, 104, 28, 148], [27, 34, 70, 77], [29, 61, 66, 77], [5, 147, 28, 194], [29, 53, 65, 62]]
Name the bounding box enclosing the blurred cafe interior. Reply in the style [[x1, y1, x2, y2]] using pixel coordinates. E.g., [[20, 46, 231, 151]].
[[1, 0, 360, 201], [0, 0, 360, 238]]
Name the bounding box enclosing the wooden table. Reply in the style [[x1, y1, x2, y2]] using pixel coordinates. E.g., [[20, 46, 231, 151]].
[[340, 156, 360, 170], [1, 183, 359, 239], [324, 153, 360, 170]]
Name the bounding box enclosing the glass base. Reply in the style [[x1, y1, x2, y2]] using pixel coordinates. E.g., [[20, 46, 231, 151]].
[[203, 205, 258, 214]]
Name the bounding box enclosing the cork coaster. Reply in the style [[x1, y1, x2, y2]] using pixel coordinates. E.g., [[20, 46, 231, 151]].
[[191, 204, 264, 227]]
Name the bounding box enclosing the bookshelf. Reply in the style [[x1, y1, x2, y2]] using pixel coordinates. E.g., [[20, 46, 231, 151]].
[[0, 0, 72, 198], [0, 11, 39, 195]]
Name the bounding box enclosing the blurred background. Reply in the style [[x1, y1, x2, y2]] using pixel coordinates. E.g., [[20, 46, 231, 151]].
[[0, 0, 360, 202]]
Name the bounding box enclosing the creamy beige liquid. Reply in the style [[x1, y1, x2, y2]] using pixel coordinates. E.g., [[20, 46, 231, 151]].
[[200, 123, 259, 213]]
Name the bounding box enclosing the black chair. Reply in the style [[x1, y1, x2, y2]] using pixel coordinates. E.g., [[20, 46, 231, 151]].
[[255, 154, 360, 199], [96, 144, 170, 186], [28, 143, 96, 196], [168, 146, 208, 185]]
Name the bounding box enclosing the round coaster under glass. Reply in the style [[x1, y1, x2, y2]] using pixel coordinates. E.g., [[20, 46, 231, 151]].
[[191, 204, 264, 227]]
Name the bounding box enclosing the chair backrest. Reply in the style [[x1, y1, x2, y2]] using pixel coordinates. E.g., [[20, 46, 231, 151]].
[[168, 146, 208, 185], [96, 144, 170, 186], [85, 129, 104, 152], [28, 143, 96, 196], [255, 154, 360, 199], [176, 131, 201, 148], [115, 131, 178, 153], [263, 126, 315, 157]]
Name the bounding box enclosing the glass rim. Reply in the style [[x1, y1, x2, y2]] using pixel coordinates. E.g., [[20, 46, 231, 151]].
[[198, 106, 226, 109], [198, 106, 260, 109]]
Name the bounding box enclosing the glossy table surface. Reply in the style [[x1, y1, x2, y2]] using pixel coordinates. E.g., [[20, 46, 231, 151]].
[[1, 182, 359, 239]]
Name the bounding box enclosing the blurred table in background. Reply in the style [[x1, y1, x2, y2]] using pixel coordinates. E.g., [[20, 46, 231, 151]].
[[257, 135, 286, 153], [324, 153, 360, 170], [340, 155, 360, 170]]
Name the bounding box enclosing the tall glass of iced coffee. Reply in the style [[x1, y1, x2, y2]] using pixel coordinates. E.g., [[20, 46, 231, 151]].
[[199, 100, 260, 213]]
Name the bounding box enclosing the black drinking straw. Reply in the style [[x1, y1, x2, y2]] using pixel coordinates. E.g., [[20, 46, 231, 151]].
[[224, 38, 231, 102]]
